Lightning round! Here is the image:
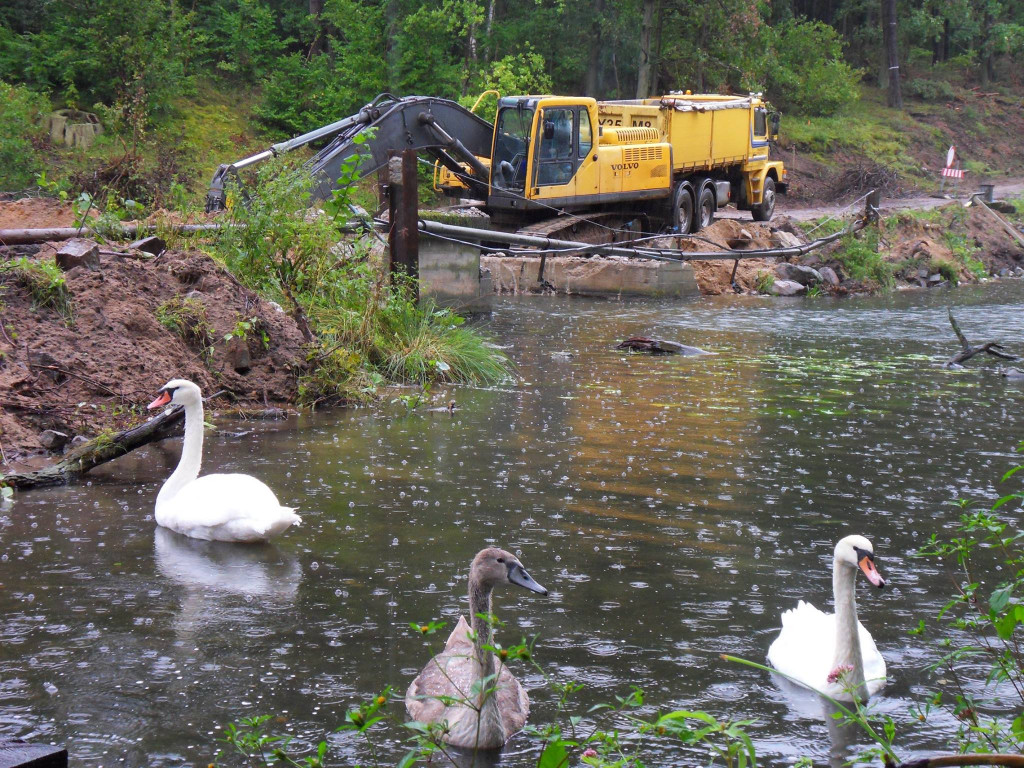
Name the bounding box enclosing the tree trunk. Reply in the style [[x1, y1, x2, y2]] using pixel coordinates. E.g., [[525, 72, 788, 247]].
[[309, 0, 325, 57], [652, 0, 664, 95], [883, 0, 903, 108], [585, 0, 603, 96], [636, 0, 656, 98], [483, 0, 496, 63], [981, 8, 995, 85]]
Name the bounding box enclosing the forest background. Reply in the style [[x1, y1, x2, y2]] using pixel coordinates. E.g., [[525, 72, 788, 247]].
[[1, 0, 1024, 203]]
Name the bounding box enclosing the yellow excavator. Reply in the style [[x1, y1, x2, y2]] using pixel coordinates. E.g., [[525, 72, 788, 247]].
[[206, 91, 786, 236]]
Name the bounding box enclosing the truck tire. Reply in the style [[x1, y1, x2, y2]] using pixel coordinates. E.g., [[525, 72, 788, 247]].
[[671, 182, 695, 235], [697, 186, 716, 229], [752, 177, 776, 222]]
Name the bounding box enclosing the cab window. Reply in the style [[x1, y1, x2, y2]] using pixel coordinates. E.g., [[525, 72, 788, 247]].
[[536, 108, 575, 186], [754, 108, 767, 137], [579, 110, 593, 157]]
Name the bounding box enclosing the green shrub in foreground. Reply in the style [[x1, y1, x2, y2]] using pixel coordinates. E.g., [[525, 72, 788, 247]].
[[0, 81, 48, 190]]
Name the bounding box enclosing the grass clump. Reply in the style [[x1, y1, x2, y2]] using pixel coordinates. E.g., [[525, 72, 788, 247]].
[[754, 270, 775, 294], [831, 229, 895, 289], [156, 295, 214, 353], [212, 159, 511, 404], [0, 257, 73, 321]]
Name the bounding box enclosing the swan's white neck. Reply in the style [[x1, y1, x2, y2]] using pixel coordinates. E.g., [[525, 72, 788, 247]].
[[156, 400, 204, 510], [447, 577, 505, 747], [831, 557, 866, 697]]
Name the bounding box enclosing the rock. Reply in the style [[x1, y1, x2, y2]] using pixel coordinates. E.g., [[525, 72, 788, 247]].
[[224, 336, 252, 373], [38, 429, 70, 452], [775, 263, 822, 286], [1001, 367, 1024, 380], [917, 267, 930, 279], [999, 268, 1010, 277], [770, 230, 803, 249], [769, 279, 806, 296], [55, 238, 100, 272], [1015, 267, 1024, 277], [928, 273, 943, 283], [819, 266, 840, 286], [70, 435, 89, 448], [739, 228, 753, 241], [127, 236, 165, 257]]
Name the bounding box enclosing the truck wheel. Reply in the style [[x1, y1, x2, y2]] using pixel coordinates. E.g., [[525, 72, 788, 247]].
[[752, 177, 776, 222], [672, 182, 695, 235], [697, 186, 716, 230]]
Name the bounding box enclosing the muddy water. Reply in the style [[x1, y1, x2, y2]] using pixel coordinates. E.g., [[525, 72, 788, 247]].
[[2, 283, 1023, 767]]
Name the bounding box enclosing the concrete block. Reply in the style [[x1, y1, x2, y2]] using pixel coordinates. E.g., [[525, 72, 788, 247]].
[[481, 255, 698, 298]]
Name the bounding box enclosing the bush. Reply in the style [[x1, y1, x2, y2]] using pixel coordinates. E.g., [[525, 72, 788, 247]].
[[764, 19, 862, 117], [0, 81, 48, 190], [906, 78, 956, 101], [831, 229, 895, 288]]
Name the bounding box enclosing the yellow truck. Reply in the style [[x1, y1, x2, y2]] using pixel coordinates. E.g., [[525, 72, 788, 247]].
[[451, 92, 785, 233], [208, 92, 787, 236]]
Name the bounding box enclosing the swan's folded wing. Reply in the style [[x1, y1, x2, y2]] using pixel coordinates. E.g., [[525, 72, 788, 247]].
[[859, 621, 887, 693], [496, 663, 530, 736], [405, 645, 475, 724], [767, 601, 835, 691], [160, 474, 294, 530]]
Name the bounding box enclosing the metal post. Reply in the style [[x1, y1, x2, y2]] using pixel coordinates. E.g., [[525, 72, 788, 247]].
[[388, 149, 419, 301]]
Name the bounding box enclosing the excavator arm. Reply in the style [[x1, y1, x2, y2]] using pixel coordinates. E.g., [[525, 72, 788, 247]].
[[205, 94, 495, 212]]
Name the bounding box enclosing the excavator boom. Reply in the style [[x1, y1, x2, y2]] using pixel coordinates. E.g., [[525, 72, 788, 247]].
[[206, 94, 494, 212]]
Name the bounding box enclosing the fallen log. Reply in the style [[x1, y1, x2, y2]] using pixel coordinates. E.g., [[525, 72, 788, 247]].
[[945, 309, 1019, 367], [616, 336, 711, 356], [0, 406, 184, 490], [0, 223, 221, 246]]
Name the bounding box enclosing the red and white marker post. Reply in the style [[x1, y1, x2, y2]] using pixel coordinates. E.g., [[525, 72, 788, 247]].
[[940, 144, 964, 194]]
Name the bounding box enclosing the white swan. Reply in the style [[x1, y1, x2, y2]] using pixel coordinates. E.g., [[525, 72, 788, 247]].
[[767, 535, 887, 701], [406, 547, 548, 749], [146, 379, 300, 543]]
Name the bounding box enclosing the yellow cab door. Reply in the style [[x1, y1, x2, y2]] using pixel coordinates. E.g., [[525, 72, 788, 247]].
[[530, 104, 599, 203]]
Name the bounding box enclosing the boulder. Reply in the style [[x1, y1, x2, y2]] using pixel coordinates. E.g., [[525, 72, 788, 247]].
[[770, 230, 803, 249], [127, 236, 165, 257], [775, 262, 822, 286], [38, 430, 70, 452], [819, 266, 840, 286], [55, 238, 100, 271], [769, 279, 806, 296]]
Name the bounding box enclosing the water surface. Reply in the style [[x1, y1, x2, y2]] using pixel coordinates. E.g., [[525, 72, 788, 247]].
[[2, 282, 1023, 766]]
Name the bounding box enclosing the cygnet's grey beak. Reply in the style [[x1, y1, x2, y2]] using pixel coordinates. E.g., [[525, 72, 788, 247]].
[[508, 563, 547, 595]]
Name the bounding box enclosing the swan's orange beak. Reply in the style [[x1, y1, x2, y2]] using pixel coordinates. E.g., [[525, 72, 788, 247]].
[[147, 390, 172, 410], [859, 555, 885, 589]]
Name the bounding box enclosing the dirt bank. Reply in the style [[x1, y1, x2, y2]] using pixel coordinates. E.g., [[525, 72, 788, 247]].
[[1, 229, 307, 463]]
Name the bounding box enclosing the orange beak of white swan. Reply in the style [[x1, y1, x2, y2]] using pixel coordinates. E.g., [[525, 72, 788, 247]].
[[147, 390, 172, 410], [858, 553, 886, 589]]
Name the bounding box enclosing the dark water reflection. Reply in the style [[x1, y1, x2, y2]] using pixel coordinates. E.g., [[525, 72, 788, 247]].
[[2, 282, 1023, 766]]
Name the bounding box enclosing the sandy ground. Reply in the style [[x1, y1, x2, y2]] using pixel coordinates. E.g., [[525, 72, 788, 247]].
[[1, 235, 307, 462]]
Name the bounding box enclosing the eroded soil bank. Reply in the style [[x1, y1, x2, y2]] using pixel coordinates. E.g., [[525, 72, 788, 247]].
[[1, 221, 307, 462]]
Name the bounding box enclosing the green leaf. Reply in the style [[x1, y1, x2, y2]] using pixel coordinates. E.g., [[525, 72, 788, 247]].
[[537, 738, 569, 768]]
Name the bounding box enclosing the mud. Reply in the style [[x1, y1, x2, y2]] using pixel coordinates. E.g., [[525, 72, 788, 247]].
[[1, 225, 307, 462]]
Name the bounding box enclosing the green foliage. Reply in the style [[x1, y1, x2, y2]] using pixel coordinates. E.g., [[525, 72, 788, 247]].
[[254, 53, 355, 136], [0, 257, 73, 321], [754, 270, 775, 294], [906, 78, 957, 101], [831, 229, 895, 288], [914, 448, 1024, 754], [213, 159, 510, 404], [762, 19, 862, 117], [0, 81, 48, 190]]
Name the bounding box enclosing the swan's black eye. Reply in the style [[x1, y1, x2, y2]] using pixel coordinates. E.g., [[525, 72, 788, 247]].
[[496, 557, 505, 563]]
